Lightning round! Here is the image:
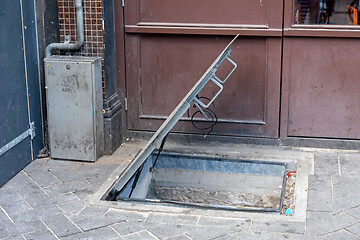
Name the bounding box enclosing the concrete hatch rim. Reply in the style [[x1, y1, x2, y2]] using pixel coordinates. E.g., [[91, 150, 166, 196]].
[[111, 152, 289, 213]]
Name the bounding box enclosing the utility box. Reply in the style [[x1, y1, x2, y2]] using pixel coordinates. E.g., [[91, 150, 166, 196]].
[[44, 56, 104, 162]]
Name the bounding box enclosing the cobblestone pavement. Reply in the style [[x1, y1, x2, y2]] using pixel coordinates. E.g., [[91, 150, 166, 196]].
[[1, 140, 360, 239]]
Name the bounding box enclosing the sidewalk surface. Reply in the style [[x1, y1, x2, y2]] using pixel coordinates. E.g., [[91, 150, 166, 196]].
[[0, 139, 360, 240]]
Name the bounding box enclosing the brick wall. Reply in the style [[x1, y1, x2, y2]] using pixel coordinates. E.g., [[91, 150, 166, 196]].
[[57, 0, 105, 94]]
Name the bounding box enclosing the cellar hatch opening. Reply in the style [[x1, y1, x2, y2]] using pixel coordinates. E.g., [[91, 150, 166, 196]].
[[105, 152, 296, 212], [103, 35, 297, 213]]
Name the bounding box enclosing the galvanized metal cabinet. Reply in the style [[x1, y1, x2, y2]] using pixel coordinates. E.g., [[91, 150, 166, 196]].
[[45, 56, 104, 162]]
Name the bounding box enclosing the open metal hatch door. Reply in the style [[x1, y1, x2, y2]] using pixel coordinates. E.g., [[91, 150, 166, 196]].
[[112, 35, 239, 193]]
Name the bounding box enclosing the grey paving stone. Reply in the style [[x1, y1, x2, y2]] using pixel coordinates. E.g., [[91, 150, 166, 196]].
[[57, 200, 87, 216], [17, 188, 55, 209], [4, 171, 35, 188], [0, 220, 47, 239], [72, 188, 96, 200], [334, 212, 359, 231], [60, 226, 120, 240], [166, 234, 192, 240], [317, 230, 359, 240], [0, 191, 33, 216], [0, 185, 21, 199], [147, 224, 201, 240], [23, 162, 62, 188], [214, 230, 293, 240], [333, 193, 360, 214], [69, 209, 137, 231], [346, 206, 360, 219], [314, 152, 339, 176], [306, 211, 333, 236], [197, 216, 251, 230], [251, 220, 305, 234], [345, 222, 360, 237], [42, 214, 82, 238], [123, 230, 159, 240], [331, 176, 360, 186], [251, 231, 294, 240], [48, 162, 87, 183], [77, 205, 109, 217], [213, 231, 255, 240], [49, 192, 80, 205], [339, 154, 360, 177], [10, 206, 63, 223], [3, 235, 25, 240], [0, 206, 14, 225], [69, 215, 117, 232], [112, 221, 158, 237], [44, 178, 93, 195], [104, 209, 148, 222], [306, 189, 332, 212], [145, 213, 199, 226], [332, 180, 355, 199], [23, 229, 58, 240], [285, 233, 310, 240], [80, 164, 118, 181], [184, 226, 238, 240], [308, 175, 332, 191]]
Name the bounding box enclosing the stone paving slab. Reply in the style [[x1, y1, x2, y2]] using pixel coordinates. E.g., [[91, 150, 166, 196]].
[[1, 140, 360, 239], [313, 152, 339, 176], [60, 226, 120, 240], [23, 229, 58, 240], [41, 213, 82, 237]]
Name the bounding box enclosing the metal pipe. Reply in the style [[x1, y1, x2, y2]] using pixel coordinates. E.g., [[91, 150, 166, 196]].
[[45, 0, 84, 57]]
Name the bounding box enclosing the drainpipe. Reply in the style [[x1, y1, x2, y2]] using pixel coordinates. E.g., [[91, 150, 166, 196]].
[[45, 0, 84, 57]]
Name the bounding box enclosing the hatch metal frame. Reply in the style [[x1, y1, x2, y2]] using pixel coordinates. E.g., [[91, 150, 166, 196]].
[[112, 35, 239, 194]]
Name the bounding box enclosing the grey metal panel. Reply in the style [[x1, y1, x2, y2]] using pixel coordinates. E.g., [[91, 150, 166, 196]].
[[112, 36, 238, 192], [45, 56, 104, 162]]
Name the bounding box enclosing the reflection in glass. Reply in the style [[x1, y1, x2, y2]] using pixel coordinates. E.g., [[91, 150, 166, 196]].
[[294, 0, 360, 25]]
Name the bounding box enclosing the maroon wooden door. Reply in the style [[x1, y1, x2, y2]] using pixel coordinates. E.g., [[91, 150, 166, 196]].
[[281, 0, 360, 140], [122, 0, 283, 138]]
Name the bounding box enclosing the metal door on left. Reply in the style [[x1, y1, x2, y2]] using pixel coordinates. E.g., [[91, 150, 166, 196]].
[[0, 0, 43, 186]]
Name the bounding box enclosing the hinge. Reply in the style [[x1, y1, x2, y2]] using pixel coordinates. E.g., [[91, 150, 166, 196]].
[[124, 98, 128, 111], [29, 122, 36, 139], [122, 0, 125, 7], [0, 122, 36, 157]]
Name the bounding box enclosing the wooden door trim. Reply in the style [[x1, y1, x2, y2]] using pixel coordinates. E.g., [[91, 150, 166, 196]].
[[284, 28, 360, 38], [125, 25, 283, 37]]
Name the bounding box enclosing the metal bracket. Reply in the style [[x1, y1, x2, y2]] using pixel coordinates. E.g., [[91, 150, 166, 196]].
[[112, 35, 239, 194], [0, 122, 36, 157], [193, 55, 237, 116]]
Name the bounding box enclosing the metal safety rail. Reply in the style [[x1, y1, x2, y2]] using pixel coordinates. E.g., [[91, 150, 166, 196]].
[[111, 35, 239, 194]]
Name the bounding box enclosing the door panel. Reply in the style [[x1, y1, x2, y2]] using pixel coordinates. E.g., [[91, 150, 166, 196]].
[[0, 0, 43, 186], [282, 37, 360, 139], [134, 0, 269, 26], [124, 0, 283, 138], [281, 0, 360, 140]]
